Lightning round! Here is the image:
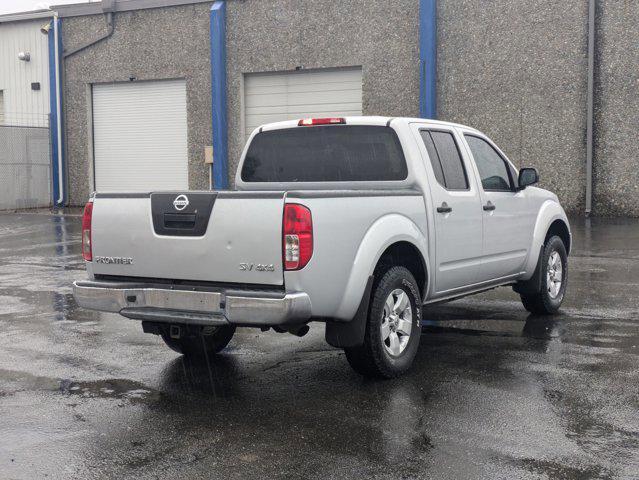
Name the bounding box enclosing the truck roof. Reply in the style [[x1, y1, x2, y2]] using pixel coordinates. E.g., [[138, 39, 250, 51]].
[[257, 116, 482, 134]]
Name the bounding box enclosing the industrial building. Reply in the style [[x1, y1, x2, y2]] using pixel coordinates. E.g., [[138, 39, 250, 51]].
[[0, 0, 637, 216], [0, 9, 63, 210]]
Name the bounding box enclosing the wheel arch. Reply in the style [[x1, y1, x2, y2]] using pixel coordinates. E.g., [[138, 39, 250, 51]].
[[521, 200, 571, 281], [334, 213, 429, 320], [326, 218, 429, 349], [374, 241, 428, 301], [546, 218, 571, 254]]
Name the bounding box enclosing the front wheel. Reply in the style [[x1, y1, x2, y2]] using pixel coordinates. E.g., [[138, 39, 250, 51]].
[[345, 266, 422, 378], [161, 325, 236, 358], [520, 235, 568, 315]]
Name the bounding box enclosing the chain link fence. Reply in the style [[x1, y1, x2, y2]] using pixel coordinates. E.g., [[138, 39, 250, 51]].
[[0, 114, 52, 210]]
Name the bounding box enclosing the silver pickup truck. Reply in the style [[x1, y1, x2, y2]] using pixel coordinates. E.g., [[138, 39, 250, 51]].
[[73, 116, 570, 378]]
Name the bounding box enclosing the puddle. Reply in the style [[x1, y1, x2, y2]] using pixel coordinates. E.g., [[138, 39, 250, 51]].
[[0, 295, 30, 315], [59, 378, 161, 404], [0, 368, 159, 405]]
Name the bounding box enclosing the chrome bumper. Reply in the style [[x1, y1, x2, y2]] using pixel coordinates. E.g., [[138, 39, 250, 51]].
[[72, 280, 312, 327]]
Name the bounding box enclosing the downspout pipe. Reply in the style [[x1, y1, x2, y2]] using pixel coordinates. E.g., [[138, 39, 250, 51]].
[[63, 12, 114, 59], [585, 0, 595, 216], [419, 0, 437, 119]]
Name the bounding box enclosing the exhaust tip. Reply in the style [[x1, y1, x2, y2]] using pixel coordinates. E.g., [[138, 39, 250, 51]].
[[289, 324, 310, 338], [271, 324, 310, 337]]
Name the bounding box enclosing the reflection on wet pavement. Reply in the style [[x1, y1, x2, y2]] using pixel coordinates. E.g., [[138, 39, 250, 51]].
[[0, 213, 638, 479]]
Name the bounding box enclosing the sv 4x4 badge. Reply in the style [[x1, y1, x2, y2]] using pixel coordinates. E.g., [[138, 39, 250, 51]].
[[239, 263, 275, 272]]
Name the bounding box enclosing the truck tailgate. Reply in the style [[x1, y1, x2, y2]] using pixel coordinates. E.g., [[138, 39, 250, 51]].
[[90, 191, 285, 285]]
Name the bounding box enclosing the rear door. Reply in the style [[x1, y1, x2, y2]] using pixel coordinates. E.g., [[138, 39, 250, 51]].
[[90, 191, 286, 285], [412, 125, 483, 295], [461, 133, 532, 281]]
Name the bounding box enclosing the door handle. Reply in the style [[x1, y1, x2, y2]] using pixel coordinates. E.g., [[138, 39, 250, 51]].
[[437, 202, 453, 214], [483, 201, 496, 211]]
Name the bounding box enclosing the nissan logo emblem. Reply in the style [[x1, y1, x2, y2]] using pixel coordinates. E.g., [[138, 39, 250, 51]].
[[173, 194, 189, 211]]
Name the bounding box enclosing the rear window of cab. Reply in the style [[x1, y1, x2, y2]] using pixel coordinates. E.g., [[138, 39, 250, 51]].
[[240, 125, 408, 183]]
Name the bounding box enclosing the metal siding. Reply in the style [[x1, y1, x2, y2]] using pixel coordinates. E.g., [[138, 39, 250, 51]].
[[92, 79, 189, 192], [244, 68, 363, 140], [0, 19, 51, 127]]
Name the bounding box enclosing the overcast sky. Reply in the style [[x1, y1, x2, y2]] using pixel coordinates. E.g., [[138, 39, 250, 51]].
[[0, 0, 92, 15]]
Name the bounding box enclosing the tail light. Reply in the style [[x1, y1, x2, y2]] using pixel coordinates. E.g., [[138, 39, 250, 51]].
[[81, 201, 93, 261], [298, 117, 345, 126], [283, 203, 313, 270]]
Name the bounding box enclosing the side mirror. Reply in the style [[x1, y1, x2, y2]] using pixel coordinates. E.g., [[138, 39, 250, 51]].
[[518, 167, 539, 190]]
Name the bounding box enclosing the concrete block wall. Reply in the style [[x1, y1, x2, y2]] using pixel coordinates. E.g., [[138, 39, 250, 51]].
[[594, 0, 639, 216], [59, 0, 639, 216], [61, 3, 212, 206], [225, 0, 420, 178], [438, 0, 589, 214]]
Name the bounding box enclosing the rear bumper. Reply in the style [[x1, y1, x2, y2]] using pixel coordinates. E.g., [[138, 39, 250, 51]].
[[72, 280, 312, 327]]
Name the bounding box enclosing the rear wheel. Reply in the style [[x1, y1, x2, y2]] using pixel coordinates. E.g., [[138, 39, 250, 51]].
[[161, 325, 235, 358], [520, 235, 568, 315], [345, 266, 422, 379]]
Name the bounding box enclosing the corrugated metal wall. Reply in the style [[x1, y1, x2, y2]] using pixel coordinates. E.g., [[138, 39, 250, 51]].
[[0, 18, 52, 209], [0, 19, 50, 127], [243, 68, 363, 141], [92, 79, 189, 192]]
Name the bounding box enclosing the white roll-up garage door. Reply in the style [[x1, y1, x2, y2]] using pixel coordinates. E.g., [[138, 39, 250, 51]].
[[92, 79, 188, 192], [244, 67, 363, 140]]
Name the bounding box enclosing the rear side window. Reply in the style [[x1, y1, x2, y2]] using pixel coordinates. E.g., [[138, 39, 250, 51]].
[[241, 125, 408, 182], [419, 130, 469, 190], [420, 131, 445, 186]]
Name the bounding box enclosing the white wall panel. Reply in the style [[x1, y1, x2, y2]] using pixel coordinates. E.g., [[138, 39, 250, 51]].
[[0, 19, 50, 127]]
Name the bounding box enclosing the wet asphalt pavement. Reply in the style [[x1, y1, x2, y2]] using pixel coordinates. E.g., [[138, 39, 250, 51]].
[[0, 212, 638, 479]]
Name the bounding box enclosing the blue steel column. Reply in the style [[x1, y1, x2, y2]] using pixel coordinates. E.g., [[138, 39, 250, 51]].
[[419, 0, 437, 119], [210, 1, 228, 189], [48, 17, 66, 206], [47, 19, 60, 204]]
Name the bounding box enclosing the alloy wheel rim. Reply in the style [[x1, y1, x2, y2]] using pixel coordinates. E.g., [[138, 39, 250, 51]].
[[546, 251, 563, 299], [380, 288, 413, 357]]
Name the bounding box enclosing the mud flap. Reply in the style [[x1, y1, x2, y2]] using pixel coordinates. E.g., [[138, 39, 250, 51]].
[[513, 246, 543, 296], [325, 275, 374, 348]]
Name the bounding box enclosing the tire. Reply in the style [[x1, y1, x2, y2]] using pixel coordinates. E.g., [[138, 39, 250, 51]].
[[161, 325, 235, 358], [345, 266, 422, 379], [520, 235, 568, 315]]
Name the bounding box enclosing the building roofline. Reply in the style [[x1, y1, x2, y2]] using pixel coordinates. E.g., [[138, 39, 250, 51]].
[[0, 9, 54, 24], [51, 0, 212, 18]]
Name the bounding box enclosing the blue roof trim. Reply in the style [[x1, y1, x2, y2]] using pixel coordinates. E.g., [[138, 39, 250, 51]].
[[210, 1, 228, 189], [419, 0, 437, 119]]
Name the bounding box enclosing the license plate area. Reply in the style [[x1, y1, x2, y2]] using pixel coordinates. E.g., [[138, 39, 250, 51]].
[[126, 288, 224, 313]]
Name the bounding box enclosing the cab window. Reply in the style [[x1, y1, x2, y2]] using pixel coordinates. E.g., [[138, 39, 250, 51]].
[[464, 135, 513, 191]]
